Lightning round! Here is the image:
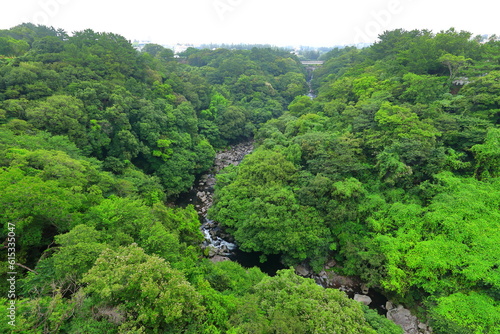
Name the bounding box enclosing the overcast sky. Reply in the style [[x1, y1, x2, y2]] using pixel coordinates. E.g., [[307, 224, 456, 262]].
[[1, 0, 498, 47]]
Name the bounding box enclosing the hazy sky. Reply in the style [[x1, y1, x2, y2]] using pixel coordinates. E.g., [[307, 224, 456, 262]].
[[1, 0, 498, 47]]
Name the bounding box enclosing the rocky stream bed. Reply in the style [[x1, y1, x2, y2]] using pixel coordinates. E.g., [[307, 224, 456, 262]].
[[182, 141, 431, 334]]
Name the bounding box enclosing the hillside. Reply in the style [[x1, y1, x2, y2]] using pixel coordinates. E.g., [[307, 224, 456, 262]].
[[1, 24, 500, 333]]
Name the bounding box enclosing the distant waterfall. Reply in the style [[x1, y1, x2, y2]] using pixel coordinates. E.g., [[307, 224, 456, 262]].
[[307, 71, 316, 99]]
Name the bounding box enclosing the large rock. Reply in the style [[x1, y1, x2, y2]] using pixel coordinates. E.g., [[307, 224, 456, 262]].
[[207, 246, 218, 257], [387, 305, 419, 334], [210, 255, 230, 263], [295, 264, 312, 277], [354, 294, 372, 306], [325, 259, 337, 269], [321, 271, 359, 291]]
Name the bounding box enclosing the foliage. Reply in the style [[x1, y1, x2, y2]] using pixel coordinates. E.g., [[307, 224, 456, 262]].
[[2, 24, 500, 334], [430, 293, 500, 334], [210, 27, 500, 334], [230, 269, 379, 333], [82, 244, 205, 333]]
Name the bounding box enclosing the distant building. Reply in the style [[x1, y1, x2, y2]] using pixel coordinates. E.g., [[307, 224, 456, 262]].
[[174, 44, 192, 55], [132, 40, 152, 51]]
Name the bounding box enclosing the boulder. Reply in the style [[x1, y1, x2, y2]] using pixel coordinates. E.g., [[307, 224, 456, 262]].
[[207, 247, 218, 257], [295, 264, 311, 277], [322, 271, 358, 290], [387, 305, 419, 334], [325, 259, 337, 269], [354, 294, 372, 306], [210, 255, 230, 263]]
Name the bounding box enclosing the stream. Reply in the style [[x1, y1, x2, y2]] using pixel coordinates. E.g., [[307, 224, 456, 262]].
[[177, 141, 287, 274], [176, 140, 390, 316], [178, 142, 435, 334], [175, 71, 392, 316], [173, 71, 430, 332]]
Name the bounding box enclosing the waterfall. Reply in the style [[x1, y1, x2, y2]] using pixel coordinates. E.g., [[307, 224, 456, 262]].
[[307, 68, 317, 99]]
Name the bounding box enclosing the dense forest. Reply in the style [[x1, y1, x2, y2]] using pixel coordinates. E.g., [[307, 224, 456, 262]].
[[0, 23, 499, 333]]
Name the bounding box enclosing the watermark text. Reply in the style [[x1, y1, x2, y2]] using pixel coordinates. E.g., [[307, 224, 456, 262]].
[[6, 222, 17, 327]]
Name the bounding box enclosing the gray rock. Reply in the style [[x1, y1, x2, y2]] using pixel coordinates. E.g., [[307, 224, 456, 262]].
[[387, 305, 419, 334], [354, 294, 372, 306], [318, 270, 327, 279], [322, 271, 358, 290], [295, 264, 311, 276], [386, 301, 394, 310], [207, 247, 218, 257], [325, 259, 337, 269], [210, 255, 230, 263]]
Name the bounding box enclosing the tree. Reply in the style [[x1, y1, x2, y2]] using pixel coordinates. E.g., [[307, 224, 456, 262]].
[[457, 71, 500, 122], [26, 95, 88, 148], [216, 106, 250, 142], [471, 127, 500, 179], [288, 95, 313, 116], [230, 269, 381, 334], [431, 293, 500, 334], [30, 36, 65, 62], [439, 53, 471, 81], [351, 172, 500, 298], [399, 73, 449, 104], [210, 149, 334, 267], [0, 36, 29, 56], [82, 244, 206, 333], [0, 167, 82, 250], [277, 72, 308, 102], [84, 196, 157, 245], [141, 43, 166, 58], [204, 260, 266, 295]]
